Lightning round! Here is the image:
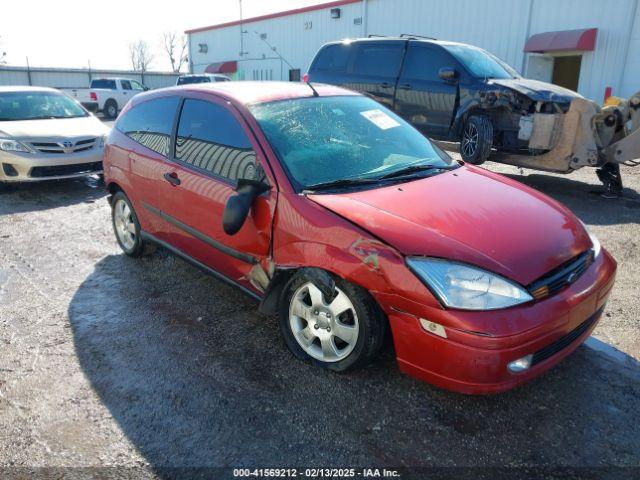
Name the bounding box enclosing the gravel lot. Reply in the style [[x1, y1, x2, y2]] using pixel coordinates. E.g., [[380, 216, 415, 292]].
[[1, 148, 639, 477]]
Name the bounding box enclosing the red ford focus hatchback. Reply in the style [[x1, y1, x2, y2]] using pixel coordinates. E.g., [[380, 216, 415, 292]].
[[103, 81, 616, 394]]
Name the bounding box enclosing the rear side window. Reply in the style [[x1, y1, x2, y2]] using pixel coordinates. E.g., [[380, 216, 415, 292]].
[[115, 96, 179, 157], [401, 45, 456, 81], [175, 99, 259, 182], [121, 80, 132, 90], [91, 79, 116, 89], [312, 44, 350, 73], [352, 43, 404, 78]]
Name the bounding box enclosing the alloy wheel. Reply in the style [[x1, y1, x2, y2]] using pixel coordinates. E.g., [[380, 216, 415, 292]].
[[462, 123, 479, 158], [289, 282, 359, 363], [114, 199, 136, 250]]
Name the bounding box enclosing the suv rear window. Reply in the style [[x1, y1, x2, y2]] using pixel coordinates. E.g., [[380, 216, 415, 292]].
[[312, 44, 350, 73], [91, 79, 117, 89], [177, 76, 211, 85], [115, 97, 179, 157], [352, 43, 404, 78]]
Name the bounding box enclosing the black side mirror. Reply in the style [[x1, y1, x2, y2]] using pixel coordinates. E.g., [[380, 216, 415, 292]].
[[223, 179, 271, 235], [439, 67, 459, 82], [143, 86, 150, 91]]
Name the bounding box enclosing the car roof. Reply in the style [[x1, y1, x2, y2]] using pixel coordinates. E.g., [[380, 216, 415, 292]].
[[144, 81, 359, 105], [180, 73, 225, 77], [0, 86, 60, 93], [322, 37, 469, 48]]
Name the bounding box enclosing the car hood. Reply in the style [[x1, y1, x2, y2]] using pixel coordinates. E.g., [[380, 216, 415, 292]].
[[0, 116, 110, 141], [489, 78, 582, 103], [309, 166, 591, 285]]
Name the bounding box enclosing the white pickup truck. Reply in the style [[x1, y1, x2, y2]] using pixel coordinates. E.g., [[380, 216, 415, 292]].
[[66, 78, 148, 119]]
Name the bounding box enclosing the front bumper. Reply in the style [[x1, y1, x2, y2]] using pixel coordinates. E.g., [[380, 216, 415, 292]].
[[0, 147, 104, 182], [375, 249, 617, 394]]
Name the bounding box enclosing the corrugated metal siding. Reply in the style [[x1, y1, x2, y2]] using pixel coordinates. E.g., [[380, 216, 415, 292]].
[[188, 0, 639, 101], [528, 0, 637, 101], [365, 0, 530, 70], [0, 66, 179, 89], [189, 2, 364, 78], [621, 0, 640, 98]]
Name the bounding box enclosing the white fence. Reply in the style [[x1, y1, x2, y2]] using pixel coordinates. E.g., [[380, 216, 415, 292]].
[[0, 66, 180, 90]]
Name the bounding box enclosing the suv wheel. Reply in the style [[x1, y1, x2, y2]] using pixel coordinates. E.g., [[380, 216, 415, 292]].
[[460, 115, 493, 165], [111, 191, 148, 257], [279, 270, 386, 372], [104, 100, 118, 120]]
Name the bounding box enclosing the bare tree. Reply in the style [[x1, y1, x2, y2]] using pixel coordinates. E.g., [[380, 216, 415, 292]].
[[129, 40, 154, 72], [162, 31, 188, 73], [0, 36, 6, 64]]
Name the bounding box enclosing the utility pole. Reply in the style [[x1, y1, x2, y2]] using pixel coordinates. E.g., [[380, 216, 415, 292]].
[[239, 0, 245, 57], [25, 56, 32, 86]]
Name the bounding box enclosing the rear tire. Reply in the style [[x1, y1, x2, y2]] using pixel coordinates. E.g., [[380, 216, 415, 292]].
[[279, 269, 386, 372], [460, 115, 493, 165], [104, 99, 118, 120], [111, 191, 147, 257]]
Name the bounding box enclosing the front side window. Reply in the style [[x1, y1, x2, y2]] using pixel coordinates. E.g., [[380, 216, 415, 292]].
[[352, 43, 404, 78], [402, 45, 457, 81], [249, 95, 454, 191], [0, 91, 88, 121], [115, 96, 179, 156], [175, 99, 259, 182], [130, 80, 145, 91], [442, 44, 519, 79]]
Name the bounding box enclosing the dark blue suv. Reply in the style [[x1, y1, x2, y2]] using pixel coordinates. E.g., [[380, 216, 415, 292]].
[[307, 37, 580, 164]]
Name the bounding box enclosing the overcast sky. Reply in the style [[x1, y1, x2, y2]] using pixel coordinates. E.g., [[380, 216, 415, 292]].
[[1, 0, 326, 70]]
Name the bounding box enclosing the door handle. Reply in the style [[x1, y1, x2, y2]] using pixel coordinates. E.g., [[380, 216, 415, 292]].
[[380, 82, 393, 88], [398, 84, 412, 90], [163, 172, 181, 186]]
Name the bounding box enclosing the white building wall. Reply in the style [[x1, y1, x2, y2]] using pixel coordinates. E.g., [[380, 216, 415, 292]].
[[188, 0, 640, 101], [0, 66, 180, 89], [189, 1, 364, 78], [527, 0, 637, 101], [621, 0, 640, 98], [365, 0, 530, 71]]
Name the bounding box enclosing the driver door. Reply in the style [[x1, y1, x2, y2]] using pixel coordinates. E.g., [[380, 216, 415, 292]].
[[156, 94, 276, 292], [394, 42, 459, 139]]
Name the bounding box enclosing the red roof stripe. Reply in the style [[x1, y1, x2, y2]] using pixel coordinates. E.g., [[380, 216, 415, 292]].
[[185, 0, 361, 34]]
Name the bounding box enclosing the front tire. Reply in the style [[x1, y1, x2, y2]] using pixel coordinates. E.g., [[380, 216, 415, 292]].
[[279, 270, 386, 372], [460, 115, 493, 165], [111, 191, 146, 257]]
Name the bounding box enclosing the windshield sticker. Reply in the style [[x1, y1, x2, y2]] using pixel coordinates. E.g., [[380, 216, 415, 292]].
[[360, 109, 401, 130]]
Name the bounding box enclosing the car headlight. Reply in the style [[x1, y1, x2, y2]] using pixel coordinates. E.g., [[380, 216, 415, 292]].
[[578, 220, 601, 258], [0, 138, 32, 153], [407, 257, 533, 310]]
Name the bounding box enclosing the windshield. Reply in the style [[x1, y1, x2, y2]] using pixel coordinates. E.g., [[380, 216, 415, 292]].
[[443, 44, 519, 79], [0, 91, 88, 121], [249, 95, 454, 191]]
